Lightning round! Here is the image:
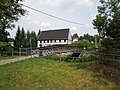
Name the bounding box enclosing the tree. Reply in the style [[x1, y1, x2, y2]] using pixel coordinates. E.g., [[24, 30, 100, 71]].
[[37, 29, 41, 41], [26, 30, 31, 47], [69, 39, 96, 49], [0, 29, 10, 42], [94, 34, 100, 48], [26, 30, 38, 48], [38, 29, 41, 36], [93, 0, 120, 48], [0, 0, 26, 42], [80, 34, 94, 43], [14, 28, 38, 49], [14, 26, 21, 50], [0, 0, 26, 29], [21, 27, 26, 47], [31, 31, 37, 47]]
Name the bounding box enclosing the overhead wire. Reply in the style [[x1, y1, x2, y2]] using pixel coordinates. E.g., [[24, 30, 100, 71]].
[[0, 2, 92, 27], [21, 4, 86, 26]]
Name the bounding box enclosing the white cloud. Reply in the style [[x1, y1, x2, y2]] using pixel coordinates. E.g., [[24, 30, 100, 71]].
[[39, 0, 94, 10], [24, 15, 31, 20], [77, 0, 94, 7], [33, 21, 40, 25], [71, 27, 77, 30], [40, 22, 51, 27], [11, 0, 99, 38], [71, 27, 78, 34], [31, 21, 51, 28]]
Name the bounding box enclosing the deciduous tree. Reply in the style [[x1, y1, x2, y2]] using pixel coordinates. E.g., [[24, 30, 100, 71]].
[[0, 0, 26, 42], [93, 0, 120, 48]]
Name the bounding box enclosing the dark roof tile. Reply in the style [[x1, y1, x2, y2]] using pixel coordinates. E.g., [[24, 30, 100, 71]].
[[38, 28, 70, 40]]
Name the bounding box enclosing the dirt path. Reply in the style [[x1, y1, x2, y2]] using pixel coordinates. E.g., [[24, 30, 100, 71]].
[[0, 55, 38, 65]]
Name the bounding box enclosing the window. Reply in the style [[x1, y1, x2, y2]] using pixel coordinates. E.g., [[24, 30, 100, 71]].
[[47, 40, 49, 43], [56, 40, 59, 42], [44, 40, 45, 43], [45, 40, 47, 43], [52, 40, 54, 43], [40, 41, 42, 43], [54, 40, 56, 42], [61, 40, 64, 42], [64, 40, 66, 42]]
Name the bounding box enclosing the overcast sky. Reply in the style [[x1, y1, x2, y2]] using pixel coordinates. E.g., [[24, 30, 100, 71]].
[[8, 0, 100, 38]]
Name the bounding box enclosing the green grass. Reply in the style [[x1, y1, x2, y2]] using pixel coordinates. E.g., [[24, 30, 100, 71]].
[[0, 56, 18, 61], [0, 58, 120, 90]]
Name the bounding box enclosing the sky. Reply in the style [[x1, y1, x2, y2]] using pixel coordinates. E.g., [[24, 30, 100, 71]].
[[8, 0, 100, 38]]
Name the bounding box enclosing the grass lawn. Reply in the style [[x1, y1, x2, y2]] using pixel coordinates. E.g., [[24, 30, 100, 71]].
[[0, 56, 18, 61], [0, 58, 120, 90]]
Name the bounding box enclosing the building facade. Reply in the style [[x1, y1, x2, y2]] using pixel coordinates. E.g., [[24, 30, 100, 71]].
[[37, 28, 72, 47], [72, 33, 79, 43]]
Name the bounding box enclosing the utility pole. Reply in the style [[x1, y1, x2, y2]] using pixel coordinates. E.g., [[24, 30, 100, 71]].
[[19, 45, 22, 56], [12, 48, 14, 56], [19, 47, 21, 56], [29, 37, 32, 58]]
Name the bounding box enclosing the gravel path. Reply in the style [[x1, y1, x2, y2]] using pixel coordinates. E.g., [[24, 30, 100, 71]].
[[0, 55, 38, 65]]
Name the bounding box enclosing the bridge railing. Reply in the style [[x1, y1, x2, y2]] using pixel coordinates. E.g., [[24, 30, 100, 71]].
[[38, 46, 83, 57]]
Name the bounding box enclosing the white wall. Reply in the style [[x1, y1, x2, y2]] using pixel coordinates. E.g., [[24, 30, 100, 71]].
[[67, 31, 72, 44], [37, 30, 72, 47], [37, 41, 40, 48], [73, 38, 79, 42], [41, 40, 68, 47]]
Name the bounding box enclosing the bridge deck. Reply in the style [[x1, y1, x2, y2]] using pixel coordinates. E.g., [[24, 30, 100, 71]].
[[38, 46, 83, 57]]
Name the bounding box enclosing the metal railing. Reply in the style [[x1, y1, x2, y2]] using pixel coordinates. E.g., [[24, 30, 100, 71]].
[[38, 46, 83, 57]]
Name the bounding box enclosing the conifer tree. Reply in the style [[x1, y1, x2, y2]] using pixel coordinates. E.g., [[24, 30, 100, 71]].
[[21, 27, 26, 47], [31, 31, 37, 47], [14, 26, 21, 50], [26, 30, 31, 47]]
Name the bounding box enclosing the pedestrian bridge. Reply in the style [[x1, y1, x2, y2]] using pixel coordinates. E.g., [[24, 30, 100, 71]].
[[38, 46, 83, 57]]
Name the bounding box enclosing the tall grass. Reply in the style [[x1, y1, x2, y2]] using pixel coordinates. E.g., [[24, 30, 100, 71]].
[[0, 58, 119, 90]]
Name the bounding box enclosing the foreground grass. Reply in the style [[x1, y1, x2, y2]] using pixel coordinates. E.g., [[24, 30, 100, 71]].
[[0, 58, 120, 90], [0, 56, 18, 61]]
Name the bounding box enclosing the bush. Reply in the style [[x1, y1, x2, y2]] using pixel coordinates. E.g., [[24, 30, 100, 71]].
[[101, 37, 114, 49], [0, 42, 13, 52], [43, 51, 98, 63], [67, 39, 96, 49]]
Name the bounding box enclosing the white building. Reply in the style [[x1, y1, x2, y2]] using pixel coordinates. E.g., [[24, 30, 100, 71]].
[[72, 33, 79, 43], [37, 28, 72, 47]]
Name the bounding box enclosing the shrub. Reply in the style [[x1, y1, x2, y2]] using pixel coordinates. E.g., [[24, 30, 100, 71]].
[[66, 39, 96, 49]]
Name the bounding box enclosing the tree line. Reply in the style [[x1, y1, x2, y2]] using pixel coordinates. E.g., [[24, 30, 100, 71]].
[[71, 33, 100, 49], [14, 26, 40, 51]]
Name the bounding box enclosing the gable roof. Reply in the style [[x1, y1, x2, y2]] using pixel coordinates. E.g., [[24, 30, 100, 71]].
[[38, 28, 70, 40], [72, 33, 79, 39]]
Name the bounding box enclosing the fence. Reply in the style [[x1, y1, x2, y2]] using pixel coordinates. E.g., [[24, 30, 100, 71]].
[[0, 47, 39, 57], [38, 46, 99, 62], [0, 51, 27, 56], [96, 48, 120, 67], [38, 46, 83, 57]]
